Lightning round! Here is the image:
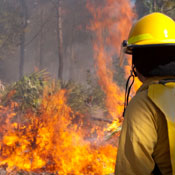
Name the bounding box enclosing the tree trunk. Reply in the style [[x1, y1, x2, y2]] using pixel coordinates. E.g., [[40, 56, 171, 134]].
[[39, 2, 44, 70], [19, 0, 28, 79], [153, 0, 157, 11], [56, 0, 64, 80], [19, 31, 25, 79]]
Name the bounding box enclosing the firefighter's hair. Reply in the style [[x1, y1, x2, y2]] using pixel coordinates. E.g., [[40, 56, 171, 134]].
[[132, 46, 175, 77]]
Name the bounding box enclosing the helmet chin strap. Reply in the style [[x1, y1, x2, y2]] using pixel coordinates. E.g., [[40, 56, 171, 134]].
[[123, 65, 136, 117]]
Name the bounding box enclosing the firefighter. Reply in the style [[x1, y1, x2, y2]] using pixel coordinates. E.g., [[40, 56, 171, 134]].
[[115, 12, 175, 175]]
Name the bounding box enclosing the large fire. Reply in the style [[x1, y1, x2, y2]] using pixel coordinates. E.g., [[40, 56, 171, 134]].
[[0, 90, 116, 174], [87, 0, 138, 125], [0, 0, 140, 174]]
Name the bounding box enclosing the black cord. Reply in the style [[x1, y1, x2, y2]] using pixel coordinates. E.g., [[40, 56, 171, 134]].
[[123, 70, 135, 117]]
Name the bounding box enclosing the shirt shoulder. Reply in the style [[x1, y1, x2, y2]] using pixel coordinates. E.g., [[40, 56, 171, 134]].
[[125, 89, 159, 130]]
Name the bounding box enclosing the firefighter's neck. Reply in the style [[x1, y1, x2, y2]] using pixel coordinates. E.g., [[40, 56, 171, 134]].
[[136, 70, 147, 83]]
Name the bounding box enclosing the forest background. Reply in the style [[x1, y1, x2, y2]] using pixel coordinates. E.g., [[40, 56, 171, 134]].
[[0, 0, 174, 83]]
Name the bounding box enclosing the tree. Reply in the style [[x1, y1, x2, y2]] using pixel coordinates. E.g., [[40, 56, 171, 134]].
[[56, 0, 64, 80], [135, 0, 175, 18], [63, 0, 92, 81], [19, 0, 28, 79], [161, 0, 175, 18], [39, 1, 44, 70]]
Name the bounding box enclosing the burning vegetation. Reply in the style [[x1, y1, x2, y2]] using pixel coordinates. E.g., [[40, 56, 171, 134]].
[[0, 71, 117, 174], [0, 0, 140, 174]]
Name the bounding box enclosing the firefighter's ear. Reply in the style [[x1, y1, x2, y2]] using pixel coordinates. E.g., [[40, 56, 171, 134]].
[[132, 65, 137, 77]]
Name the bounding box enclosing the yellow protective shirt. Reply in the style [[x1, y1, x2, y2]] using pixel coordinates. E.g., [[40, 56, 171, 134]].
[[115, 77, 173, 175], [148, 80, 175, 174]]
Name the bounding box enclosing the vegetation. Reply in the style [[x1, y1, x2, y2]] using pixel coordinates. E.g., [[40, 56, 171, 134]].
[[1, 71, 49, 112], [136, 0, 175, 18], [0, 71, 106, 115]]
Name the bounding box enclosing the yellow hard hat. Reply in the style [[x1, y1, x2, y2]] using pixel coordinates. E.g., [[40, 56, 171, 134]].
[[124, 12, 175, 54]]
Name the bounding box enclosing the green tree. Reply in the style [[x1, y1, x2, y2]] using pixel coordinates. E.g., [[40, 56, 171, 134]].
[[135, 0, 175, 18]]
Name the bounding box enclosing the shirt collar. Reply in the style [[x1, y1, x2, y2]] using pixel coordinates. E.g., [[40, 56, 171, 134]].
[[137, 76, 175, 93]]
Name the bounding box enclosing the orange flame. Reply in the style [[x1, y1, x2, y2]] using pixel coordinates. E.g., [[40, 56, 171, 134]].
[[0, 90, 116, 174], [87, 0, 136, 122]]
